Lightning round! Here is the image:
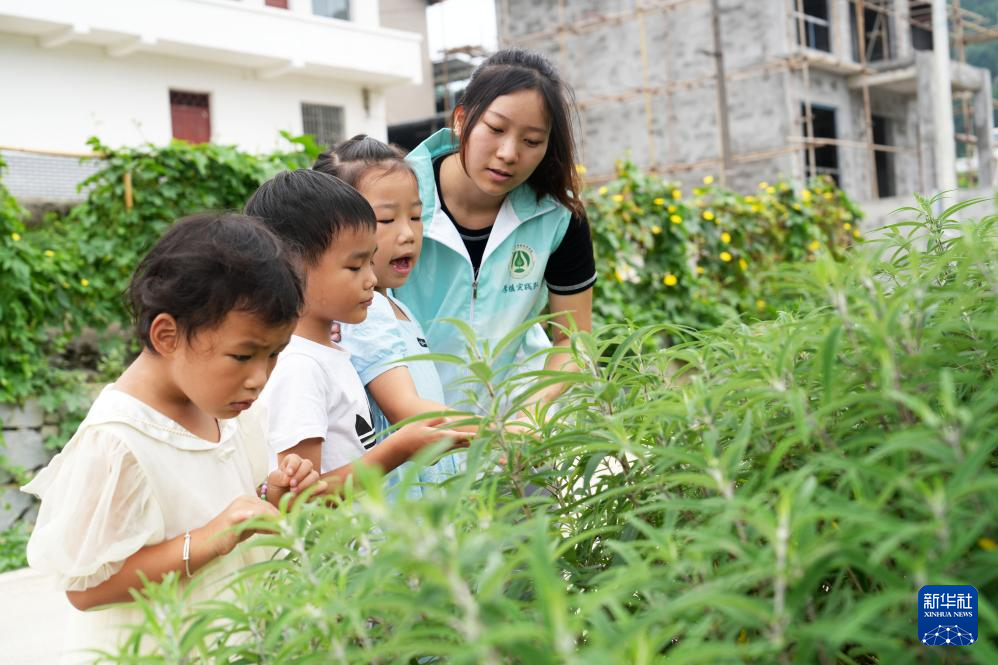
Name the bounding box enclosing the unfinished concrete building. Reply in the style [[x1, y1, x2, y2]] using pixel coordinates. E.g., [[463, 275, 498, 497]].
[[495, 1, 996, 202]]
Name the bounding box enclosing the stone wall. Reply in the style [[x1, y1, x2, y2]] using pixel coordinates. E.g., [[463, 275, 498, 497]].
[[0, 402, 56, 530]]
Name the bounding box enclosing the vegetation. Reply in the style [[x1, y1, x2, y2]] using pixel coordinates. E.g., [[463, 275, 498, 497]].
[[587, 161, 862, 331], [107, 197, 997, 663]]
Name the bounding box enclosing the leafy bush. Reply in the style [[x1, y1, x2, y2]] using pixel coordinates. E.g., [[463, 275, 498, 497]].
[[0, 157, 92, 403], [587, 161, 864, 330], [111, 197, 997, 663], [57, 135, 318, 332]]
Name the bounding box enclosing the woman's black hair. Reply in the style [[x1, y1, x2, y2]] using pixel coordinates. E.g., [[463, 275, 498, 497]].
[[128, 212, 303, 351], [455, 47, 584, 217], [313, 134, 415, 189], [244, 169, 376, 267]]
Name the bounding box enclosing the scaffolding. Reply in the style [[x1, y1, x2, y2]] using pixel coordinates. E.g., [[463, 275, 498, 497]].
[[496, 0, 998, 196]]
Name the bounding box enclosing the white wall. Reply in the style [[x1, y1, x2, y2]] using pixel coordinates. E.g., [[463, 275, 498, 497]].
[[0, 34, 387, 154]]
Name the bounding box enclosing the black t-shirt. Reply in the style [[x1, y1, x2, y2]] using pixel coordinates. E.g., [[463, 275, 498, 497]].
[[433, 156, 597, 295]]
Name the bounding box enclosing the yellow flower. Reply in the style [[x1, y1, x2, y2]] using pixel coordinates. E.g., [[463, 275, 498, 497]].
[[759, 181, 769, 190], [80, 278, 90, 287], [614, 269, 624, 283], [611, 194, 624, 203], [651, 225, 662, 235], [801, 189, 813, 201], [745, 195, 757, 204], [766, 186, 776, 195], [663, 273, 678, 286], [598, 186, 608, 196], [671, 188, 682, 200], [720, 251, 732, 263], [653, 197, 666, 206], [792, 203, 803, 211], [575, 164, 587, 175], [843, 222, 852, 231], [10, 232, 20, 242], [720, 232, 731, 244], [756, 299, 766, 310], [703, 210, 715, 222], [751, 204, 762, 213], [980, 537, 998, 551], [667, 204, 677, 213], [44, 249, 55, 257], [823, 191, 834, 200], [703, 175, 714, 185], [808, 240, 820, 252], [669, 214, 682, 225], [696, 266, 706, 275], [853, 229, 862, 239], [739, 258, 748, 270]]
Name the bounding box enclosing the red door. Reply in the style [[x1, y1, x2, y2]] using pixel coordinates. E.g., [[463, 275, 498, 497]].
[[265, 0, 289, 7], [170, 90, 211, 144]]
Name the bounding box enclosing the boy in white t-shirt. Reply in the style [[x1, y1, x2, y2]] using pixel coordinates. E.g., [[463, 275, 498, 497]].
[[246, 169, 465, 489]]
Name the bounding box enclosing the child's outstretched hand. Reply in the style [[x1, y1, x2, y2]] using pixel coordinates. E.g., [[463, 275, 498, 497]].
[[200, 495, 280, 557], [398, 416, 470, 456], [266, 454, 327, 505]]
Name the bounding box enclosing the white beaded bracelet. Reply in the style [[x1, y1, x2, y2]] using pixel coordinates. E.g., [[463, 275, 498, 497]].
[[182, 531, 192, 578]]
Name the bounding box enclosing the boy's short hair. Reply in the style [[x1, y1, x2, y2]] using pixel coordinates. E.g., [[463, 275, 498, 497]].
[[128, 212, 303, 350], [244, 169, 376, 267]]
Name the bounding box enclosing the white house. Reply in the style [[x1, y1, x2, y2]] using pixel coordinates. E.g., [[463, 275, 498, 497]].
[[0, 0, 433, 202]]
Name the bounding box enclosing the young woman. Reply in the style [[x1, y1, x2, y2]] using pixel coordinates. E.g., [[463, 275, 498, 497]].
[[396, 47, 596, 414]]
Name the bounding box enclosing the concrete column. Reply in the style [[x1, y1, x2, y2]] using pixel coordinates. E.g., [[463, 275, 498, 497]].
[[932, 0, 958, 193], [974, 68, 995, 186], [916, 51, 937, 193], [893, 0, 913, 62], [831, 0, 852, 61]]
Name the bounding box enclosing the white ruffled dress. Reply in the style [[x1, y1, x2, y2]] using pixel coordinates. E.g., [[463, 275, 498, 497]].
[[21, 385, 271, 663]]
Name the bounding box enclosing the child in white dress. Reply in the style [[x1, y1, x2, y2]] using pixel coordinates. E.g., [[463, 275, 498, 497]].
[[21, 213, 324, 663]]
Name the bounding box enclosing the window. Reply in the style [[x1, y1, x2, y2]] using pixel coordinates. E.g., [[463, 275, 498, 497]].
[[170, 90, 211, 144], [850, 3, 893, 62], [312, 0, 350, 20], [794, 0, 831, 53], [872, 115, 895, 198], [302, 103, 345, 149], [801, 104, 839, 184]]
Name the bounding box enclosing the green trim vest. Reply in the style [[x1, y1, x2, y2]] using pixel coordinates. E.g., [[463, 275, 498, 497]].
[[396, 129, 571, 410]]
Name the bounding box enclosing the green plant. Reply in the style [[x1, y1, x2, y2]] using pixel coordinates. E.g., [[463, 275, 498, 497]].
[[0, 521, 30, 574], [109, 197, 996, 663], [0, 157, 92, 403], [57, 136, 316, 332], [586, 162, 863, 331]]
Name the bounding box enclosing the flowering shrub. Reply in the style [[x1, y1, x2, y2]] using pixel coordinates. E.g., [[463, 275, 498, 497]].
[[111, 199, 997, 663], [586, 160, 864, 330]]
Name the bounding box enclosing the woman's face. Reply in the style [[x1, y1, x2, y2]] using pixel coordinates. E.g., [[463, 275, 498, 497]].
[[457, 88, 551, 201]]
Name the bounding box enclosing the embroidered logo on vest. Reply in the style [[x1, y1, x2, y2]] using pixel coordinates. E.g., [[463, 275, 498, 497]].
[[509, 244, 536, 280]]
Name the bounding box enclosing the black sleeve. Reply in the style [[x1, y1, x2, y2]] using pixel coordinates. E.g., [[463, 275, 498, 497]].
[[545, 214, 597, 295]]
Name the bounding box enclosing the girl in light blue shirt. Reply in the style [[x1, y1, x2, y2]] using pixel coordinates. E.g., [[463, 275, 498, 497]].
[[316, 135, 464, 497]]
